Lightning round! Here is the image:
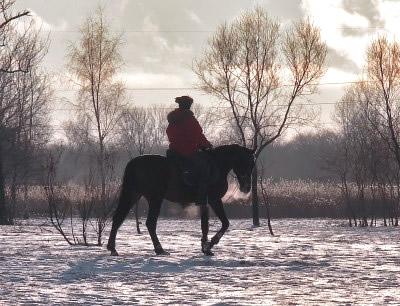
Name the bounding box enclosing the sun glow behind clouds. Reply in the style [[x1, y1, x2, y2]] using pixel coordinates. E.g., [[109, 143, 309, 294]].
[[380, 1, 400, 36], [320, 68, 358, 85], [302, 0, 375, 70]]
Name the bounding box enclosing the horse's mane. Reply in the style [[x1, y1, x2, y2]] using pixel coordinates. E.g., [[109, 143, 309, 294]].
[[213, 144, 248, 155], [214, 143, 242, 151]]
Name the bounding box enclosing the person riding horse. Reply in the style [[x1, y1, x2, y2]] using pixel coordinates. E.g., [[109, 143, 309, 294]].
[[166, 95, 212, 206], [107, 97, 255, 257]]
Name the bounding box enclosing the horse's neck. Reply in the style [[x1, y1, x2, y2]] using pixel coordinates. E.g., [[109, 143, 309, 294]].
[[213, 146, 235, 175]]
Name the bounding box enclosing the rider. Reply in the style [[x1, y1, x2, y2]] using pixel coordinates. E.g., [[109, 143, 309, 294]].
[[166, 95, 213, 206]]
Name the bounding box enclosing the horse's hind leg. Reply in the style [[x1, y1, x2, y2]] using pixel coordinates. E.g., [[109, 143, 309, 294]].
[[107, 192, 139, 256], [146, 197, 168, 255], [200, 205, 213, 256], [207, 199, 230, 251]]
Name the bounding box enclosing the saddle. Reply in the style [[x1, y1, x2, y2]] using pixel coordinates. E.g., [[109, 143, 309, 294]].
[[166, 149, 218, 187]]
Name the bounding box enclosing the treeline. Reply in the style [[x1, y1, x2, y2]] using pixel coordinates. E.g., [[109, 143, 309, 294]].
[[3, 113, 400, 228], [319, 36, 400, 227]]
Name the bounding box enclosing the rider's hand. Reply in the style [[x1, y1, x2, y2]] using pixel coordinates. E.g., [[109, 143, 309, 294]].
[[200, 144, 212, 152]]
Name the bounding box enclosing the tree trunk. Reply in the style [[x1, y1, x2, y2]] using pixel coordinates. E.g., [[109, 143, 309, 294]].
[[251, 165, 260, 227], [9, 168, 17, 223], [98, 140, 106, 203], [0, 140, 7, 225]]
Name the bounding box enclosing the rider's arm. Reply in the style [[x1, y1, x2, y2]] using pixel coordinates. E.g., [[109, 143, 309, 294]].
[[191, 117, 212, 149]]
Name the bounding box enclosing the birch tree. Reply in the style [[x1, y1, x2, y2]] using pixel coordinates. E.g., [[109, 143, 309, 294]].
[[67, 8, 126, 219]]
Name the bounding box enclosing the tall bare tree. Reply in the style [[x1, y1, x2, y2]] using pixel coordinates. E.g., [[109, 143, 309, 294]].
[[364, 36, 400, 170], [67, 8, 126, 208], [357, 35, 400, 225], [194, 7, 327, 225]]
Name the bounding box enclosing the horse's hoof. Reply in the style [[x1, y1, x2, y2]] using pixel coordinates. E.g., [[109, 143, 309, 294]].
[[201, 241, 214, 256], [155, 249, 170, 256], [110, 250, 119, 256], [203, 249, 214, 256]]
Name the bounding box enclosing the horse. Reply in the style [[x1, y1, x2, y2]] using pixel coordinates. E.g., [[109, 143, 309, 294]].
[[106, 144, 255, 256]]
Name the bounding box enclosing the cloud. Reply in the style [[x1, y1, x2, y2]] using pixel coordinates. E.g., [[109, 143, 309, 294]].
[[340, 0, 384, 36], [142, 15, 159, 32], [301, 0, 375, 72], [118, 72, 186, 88], [326, 47, 359, 73], [342, 0, 384, 30], [28, 9, 68, 32], [186, 10, 202, 25]]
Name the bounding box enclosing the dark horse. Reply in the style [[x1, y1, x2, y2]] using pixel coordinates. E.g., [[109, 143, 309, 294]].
[[107, 144, 255, 256]]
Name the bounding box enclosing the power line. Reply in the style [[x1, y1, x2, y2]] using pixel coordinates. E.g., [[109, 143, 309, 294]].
[[51, 80, 366, 92], [50, 102, 338, 113], [47, 123, 340, 132], [45, 26, 392, 34]]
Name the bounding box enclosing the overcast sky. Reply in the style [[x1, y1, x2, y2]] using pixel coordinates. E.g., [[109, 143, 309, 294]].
[[13, 0, 400, 135]]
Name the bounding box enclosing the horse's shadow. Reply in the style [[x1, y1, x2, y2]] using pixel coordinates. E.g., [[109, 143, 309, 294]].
[[59, 251, 329, 283]]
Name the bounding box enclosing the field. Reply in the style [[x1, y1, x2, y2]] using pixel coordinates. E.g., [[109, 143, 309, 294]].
[[1, 218, 399, 305]]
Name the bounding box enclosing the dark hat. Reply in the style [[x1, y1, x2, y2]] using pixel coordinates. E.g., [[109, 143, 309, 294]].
[[175, 95, 193, 105], [175, 95, 193, 109]]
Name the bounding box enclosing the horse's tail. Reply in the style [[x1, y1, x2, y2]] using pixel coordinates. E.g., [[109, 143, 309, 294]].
[[119, 161, 138, 209], [107, 161, 141, 253], [110, 161, 139, 225]]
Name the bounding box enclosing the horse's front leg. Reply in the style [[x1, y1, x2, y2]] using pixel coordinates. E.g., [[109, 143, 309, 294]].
[[208, 199, 230, 251], [146, 197, 169, 255], [200, 204, 213, 256]]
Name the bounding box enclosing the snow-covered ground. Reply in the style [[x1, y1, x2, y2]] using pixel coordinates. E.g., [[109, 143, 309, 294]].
[[1, 218, 400, 305]]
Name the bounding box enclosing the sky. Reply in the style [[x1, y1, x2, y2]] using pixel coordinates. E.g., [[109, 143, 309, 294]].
[[13, 0, 400, 137]]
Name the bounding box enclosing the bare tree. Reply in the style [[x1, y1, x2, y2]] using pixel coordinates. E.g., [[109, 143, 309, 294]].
[[44, 148, 78, 246], [67, 7, 126, 203], [356, 35, 400, 225], [258, 160, 274, 235], [0, 0, 30, 74], [194, 7, 327, 226], [364, 36, 400, 170], [67, 8, 126, 240], [327, 101, 357, 226], [5, 66, 51, 221], [44, 147, 102, 246]]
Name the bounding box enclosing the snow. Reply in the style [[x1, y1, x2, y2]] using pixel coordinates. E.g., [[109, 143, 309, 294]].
[[1, 218, 400, 305]]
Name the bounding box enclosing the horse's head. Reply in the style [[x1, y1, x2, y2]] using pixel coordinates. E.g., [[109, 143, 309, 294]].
[[232, 146, 255, 194]]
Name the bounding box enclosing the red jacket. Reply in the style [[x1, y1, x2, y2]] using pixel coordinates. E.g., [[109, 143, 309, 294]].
[[166, 108, 212, 156]]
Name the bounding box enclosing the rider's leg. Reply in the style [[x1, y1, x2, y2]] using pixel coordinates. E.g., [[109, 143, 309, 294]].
[[191, 152, 211, 206]]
